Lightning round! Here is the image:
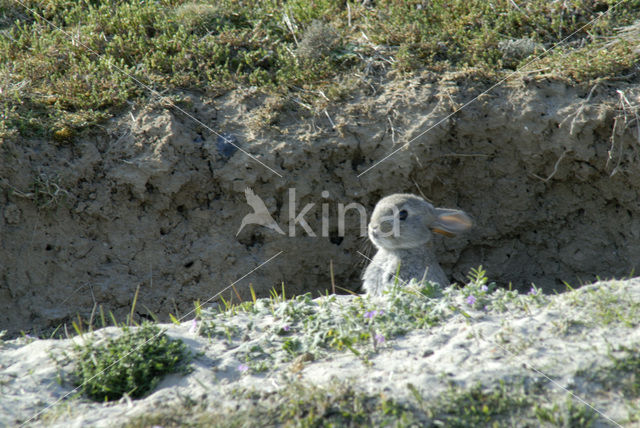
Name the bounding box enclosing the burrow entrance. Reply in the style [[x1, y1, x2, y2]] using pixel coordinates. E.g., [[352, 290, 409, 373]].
[[2, 74, 639, 335]]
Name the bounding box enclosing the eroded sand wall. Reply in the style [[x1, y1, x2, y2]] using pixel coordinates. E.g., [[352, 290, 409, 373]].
[[1, 74, 639, 334]]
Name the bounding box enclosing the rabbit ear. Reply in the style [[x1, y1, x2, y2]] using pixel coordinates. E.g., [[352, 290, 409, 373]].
[[431, 208, 472, 237]]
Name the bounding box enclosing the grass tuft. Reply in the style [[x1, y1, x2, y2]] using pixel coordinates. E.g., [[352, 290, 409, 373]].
[[71, 323, 191, 401]]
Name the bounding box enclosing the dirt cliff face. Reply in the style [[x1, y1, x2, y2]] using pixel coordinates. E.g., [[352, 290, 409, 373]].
[[1, 73, 639, 335]]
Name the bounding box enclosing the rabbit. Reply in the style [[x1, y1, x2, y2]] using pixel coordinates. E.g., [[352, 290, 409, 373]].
[[362, 193, 472, 295]]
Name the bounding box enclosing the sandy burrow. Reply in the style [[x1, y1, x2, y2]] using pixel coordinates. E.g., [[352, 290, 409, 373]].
[[2, 76, 640, 337], [1, 278, 639, 427]]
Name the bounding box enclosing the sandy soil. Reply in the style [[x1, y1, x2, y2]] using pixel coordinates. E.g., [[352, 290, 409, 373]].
[[1, 278, 639, 427], [1, 73, 640, 337]]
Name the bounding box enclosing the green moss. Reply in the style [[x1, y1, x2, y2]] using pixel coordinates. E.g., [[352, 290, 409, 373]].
[[71, 323, 191, 401]]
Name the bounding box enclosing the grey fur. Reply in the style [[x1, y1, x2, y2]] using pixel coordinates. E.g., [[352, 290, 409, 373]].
[[362, 194, 471, 295]]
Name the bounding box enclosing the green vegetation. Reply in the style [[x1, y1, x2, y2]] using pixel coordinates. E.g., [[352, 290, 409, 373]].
[[0, 170, 70, 211], [563, 282, 640, 327], [534, 395, 598, 428], [126, 380, 415, 428], [414, 381, 533, 427], [606, 344, 640, 397], [199, 281, 467, 369], [37, 272, 638, 425], [125, 378, 602, 427], [198, 270, 636, 376], [578, 343, 640, 399], [1, 0, 639, 138], [71, 323, 190, 401]]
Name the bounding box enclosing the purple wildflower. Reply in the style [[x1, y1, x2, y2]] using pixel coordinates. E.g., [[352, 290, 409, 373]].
[[481, 285, 488, 292], [466, 295, 476, 306], [374, 333, 385, 344], [365, 310, 384, 319], [283, 325, 291, 332], [528, 287, 538, 296], [237, 363, 249, 373], [188, 318, 198, 334]]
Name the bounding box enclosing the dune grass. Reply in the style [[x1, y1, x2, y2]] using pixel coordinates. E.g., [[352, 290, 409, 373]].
[[1, 0, 639, 139]]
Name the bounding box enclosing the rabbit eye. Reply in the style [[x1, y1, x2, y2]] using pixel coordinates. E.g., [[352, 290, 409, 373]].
[[398, 209, 408, 220]]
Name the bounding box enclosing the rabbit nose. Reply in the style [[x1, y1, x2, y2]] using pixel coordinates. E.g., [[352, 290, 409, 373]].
[[379, 220, 394, 234]]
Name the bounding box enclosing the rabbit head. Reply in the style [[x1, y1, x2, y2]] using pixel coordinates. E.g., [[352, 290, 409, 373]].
[[368, 194, 472, 251]]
